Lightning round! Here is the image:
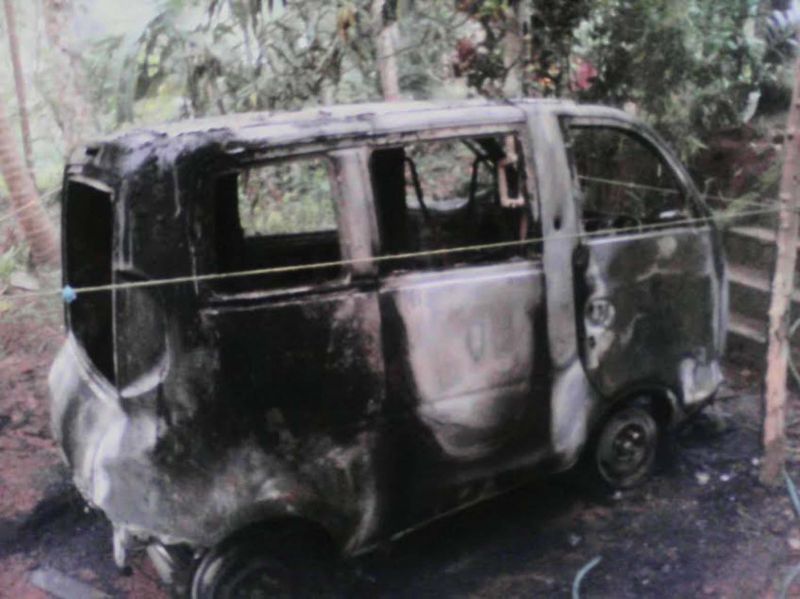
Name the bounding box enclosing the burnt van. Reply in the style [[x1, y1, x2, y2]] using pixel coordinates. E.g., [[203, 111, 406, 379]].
[[49, 99, 726, 596]]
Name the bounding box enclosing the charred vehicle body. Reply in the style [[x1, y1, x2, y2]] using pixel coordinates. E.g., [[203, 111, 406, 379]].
[[49, 99, 727, 596]]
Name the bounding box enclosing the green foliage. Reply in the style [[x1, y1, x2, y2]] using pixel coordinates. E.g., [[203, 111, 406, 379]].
[[0, 245, 27, 285], [73, 0, 793, 162], [527, 2, 592, 96], [450, 0, 781, 160], [82, 0, 389, 122], [572, 0, 772, 159], [4, 0, 795, 198], [394, 3, 467, 99]]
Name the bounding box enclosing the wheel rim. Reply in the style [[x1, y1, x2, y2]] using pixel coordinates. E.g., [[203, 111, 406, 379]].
[[596, 407, 657, 488]]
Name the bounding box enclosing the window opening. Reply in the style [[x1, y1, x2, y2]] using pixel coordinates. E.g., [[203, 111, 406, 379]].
[[567, 126, 689, 234], [370, 134, 536, 272], [213, 156, 341, 292]]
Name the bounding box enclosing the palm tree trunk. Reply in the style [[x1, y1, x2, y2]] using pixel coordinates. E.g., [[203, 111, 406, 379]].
[[3, 0, 35, 177], [0, 97, 59, 267]]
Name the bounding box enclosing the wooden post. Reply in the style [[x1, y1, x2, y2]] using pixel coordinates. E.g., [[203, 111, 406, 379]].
[[761, 53, 800, 485], [502, 0, 524, 98]]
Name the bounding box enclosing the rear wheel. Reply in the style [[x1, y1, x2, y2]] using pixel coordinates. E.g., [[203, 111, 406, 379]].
[[190, 525, 337, 599]]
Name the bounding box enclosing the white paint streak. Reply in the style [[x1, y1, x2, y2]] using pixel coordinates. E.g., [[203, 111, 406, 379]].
[[551, 360, 594, 461]]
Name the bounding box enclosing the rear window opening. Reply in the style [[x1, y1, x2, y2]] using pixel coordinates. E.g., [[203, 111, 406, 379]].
[[65, 179, 115, 384], [213, 156, 342, 293]]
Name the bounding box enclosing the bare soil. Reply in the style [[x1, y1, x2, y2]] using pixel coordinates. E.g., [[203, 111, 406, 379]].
[[2, 297, 800, 598], [0, 294, 167, 598]]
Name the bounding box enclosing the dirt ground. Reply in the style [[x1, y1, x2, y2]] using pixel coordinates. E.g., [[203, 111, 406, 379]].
[[3, 296, 800, 598]]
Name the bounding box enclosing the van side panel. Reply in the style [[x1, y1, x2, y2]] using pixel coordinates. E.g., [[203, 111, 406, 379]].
[[202, 287, 386, 548], [378, 260, 550, 527], [208, 291, 381, 437]]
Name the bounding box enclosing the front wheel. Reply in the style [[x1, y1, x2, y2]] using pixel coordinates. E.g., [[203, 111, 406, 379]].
[[593, 404, 660, 490]]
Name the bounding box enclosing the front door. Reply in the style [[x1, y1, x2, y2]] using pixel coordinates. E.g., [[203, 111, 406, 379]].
[[565, 119, 725, 403]]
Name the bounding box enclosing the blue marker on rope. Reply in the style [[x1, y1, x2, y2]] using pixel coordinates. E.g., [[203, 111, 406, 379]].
[[62, 285, 77, 304]]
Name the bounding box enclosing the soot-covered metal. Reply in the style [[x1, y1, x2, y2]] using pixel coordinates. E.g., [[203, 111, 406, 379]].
[[49, 99, 726, 592]]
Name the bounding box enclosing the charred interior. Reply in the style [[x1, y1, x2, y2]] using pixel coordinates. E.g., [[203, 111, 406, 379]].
[[370, 134, 534, 270]]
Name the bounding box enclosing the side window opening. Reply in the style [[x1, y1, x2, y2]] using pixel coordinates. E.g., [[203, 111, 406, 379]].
[[369, 133, 536, 272], [213, 156, 341, 292], [567, 126, 690, 234]]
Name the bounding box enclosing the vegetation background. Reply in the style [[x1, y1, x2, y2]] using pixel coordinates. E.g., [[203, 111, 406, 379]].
[[0, 0, 796, 277]]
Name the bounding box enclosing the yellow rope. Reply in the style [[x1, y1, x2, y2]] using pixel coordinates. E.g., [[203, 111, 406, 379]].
[[1, 204, 782, 302]]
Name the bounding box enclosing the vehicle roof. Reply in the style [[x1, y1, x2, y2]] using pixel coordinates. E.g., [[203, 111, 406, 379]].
[[71, 98, 654, 181], [137, 98, 573, 133], [79, 98, 581, 155]]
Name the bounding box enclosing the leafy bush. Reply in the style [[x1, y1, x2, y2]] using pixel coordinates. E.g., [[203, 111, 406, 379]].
[[573, 0, 772, 159]]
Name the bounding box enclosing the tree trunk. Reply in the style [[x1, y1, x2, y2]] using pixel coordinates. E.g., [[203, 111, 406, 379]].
[[760, 53, 800, 485], [502, 0, 524, 98], [3, 0, 35, 177], [0, 97, 59, 267], [371, 0, 401, 102], [40, 0, 95, 150]]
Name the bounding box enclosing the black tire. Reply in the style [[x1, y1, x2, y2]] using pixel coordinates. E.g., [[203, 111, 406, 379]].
[[191, 526, 338, 599], [591, 402, 660, 491]]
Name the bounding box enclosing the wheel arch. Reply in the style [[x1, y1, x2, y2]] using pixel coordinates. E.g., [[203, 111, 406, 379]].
[[208, 515, 338, 555], [205, 505, 342, 558], [601, 382, 681, 431], [190, 514, 340, 598]]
